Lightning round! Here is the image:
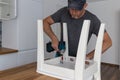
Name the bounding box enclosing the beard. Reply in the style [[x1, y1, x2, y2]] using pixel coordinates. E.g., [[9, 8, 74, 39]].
[[72, 16, 80, 19]]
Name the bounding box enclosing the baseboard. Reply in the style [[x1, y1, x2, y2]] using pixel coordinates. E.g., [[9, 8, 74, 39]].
[[0, 49, 37, 71], [101, 62, 119, 68]]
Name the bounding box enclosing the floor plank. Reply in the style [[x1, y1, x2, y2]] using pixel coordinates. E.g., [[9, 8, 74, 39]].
[[0, 47, 18, 55], [0, 63, 119, 80]]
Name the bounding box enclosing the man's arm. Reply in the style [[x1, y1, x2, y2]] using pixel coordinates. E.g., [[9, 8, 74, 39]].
[[43, 16, 59, 51], [86, 32, 112, 59]]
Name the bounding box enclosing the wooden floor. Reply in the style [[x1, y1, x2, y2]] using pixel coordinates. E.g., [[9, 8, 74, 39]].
[[0, 47, 18, 55], [0, 63, 120, 80]]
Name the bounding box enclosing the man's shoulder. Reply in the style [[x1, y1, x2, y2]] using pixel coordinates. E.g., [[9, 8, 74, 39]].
[[60, 7, 68, 10], [85, 10, 100, 21], [85, 10, 97, 17], [54, 7, 69, 16], [58, 7, 68, 12]]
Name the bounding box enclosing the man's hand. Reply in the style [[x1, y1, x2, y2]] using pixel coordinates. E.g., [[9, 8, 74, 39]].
[[86, 32, 112, 60], [51, 37, 59, 51], [86, 50, 94, 60]]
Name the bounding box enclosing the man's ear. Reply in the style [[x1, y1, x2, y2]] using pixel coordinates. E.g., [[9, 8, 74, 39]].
[[84, 3, 88, 9]]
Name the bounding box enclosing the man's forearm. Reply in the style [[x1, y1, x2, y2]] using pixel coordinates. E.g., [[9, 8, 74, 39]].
[[43, 20, 56, 41], [43, 17, 59, 51], [87, 43, 112, 59], [87, 32, 112, 59], [43, 16, 59, 42]]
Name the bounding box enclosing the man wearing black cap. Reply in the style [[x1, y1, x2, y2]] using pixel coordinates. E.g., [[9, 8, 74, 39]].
[[43, 0, 112, 59]]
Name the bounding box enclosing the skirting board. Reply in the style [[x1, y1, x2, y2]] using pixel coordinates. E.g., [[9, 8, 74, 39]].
[[101, 62, 119, 68], [0, 49, 37, 71]]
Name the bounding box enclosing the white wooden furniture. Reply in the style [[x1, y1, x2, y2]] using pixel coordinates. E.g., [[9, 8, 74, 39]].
[[37, 20, 105, 80], [0, 0, 17, 20]]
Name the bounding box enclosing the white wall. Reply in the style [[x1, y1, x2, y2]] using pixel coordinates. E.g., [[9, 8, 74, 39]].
[[0, 0, 43, 70], [0, 49, 37, 70], [2, 0, 42, 50], [17, 0, 42, 50], [87, 0, 120, 64], [2, 19, 18, 49]]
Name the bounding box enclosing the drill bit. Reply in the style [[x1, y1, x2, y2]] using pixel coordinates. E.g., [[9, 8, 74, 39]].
[[60, 54, 63, 64], [59, 50, 65, 64]]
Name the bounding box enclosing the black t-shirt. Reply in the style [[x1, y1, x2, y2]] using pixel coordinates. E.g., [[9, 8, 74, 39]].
[[51, 7, 101, 57]]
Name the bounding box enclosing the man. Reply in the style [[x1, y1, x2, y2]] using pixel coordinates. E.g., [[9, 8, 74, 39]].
[[43, 0, 112, 59]]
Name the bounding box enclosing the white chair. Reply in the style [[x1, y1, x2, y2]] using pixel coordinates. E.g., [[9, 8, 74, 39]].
[[37, 20, 105, 80]]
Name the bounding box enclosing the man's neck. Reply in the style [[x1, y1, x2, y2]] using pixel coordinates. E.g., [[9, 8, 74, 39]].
[[79, 10, 86, 18]]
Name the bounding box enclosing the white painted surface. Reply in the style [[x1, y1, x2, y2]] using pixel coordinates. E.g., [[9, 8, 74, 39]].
[[0, 53, 17, 70], [0, 0, 42, 70], [75, 20, 90, 80], [37, 20, 104, 80], [93, 24, 105, 80], [43, 0, 67, 18], [87, 0, 120, 64], [0, 49, 37, 70], [17, 49, 37, 66], [0, 0, 17, 20], [2, 19, 18, 49], [2, 0, 42, 50], [18, 0, 42, 50]]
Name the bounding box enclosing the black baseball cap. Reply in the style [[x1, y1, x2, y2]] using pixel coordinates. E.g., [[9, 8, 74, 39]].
[[68, 0, 86, 10]]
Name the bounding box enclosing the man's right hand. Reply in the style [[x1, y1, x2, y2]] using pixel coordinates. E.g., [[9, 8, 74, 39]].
[[51, 37, 59, 51]]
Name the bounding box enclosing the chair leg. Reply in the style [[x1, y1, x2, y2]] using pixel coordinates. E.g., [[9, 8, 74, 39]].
[[93, 71, 101, 80], [86, 76, 94, 80]]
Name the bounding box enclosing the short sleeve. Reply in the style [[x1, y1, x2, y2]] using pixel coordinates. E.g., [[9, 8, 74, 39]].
[[92, 16, 101, 36], [51, 7, 66, 23]]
